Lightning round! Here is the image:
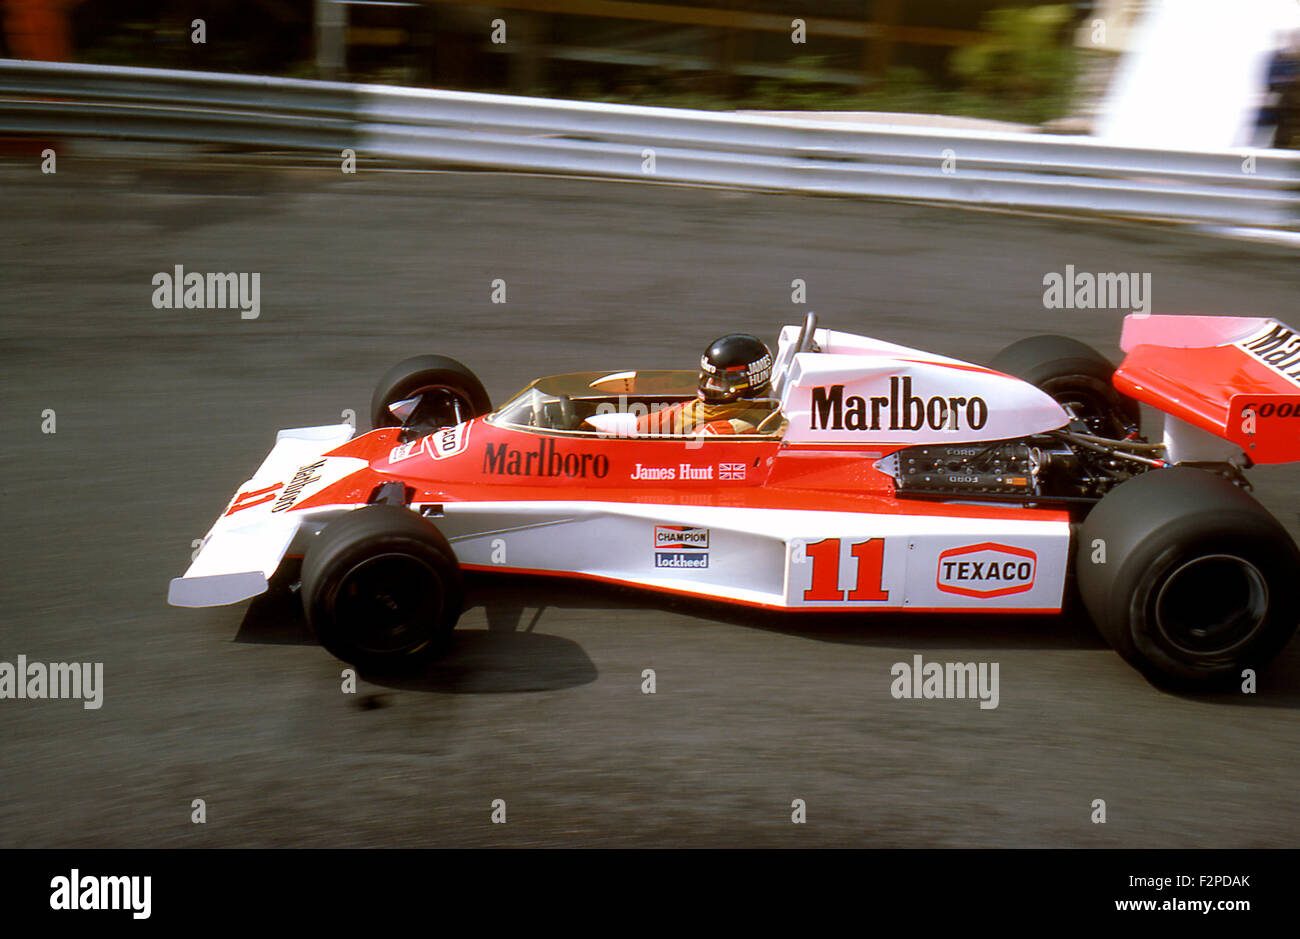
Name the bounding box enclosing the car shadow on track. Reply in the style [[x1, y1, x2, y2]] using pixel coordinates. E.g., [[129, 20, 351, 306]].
[[364, 629, 599, 694], [233, 569, 599, 694], [232, 570, 1300, 704], [462, 575, 1300, 706], [467, 573, 1108, 651]]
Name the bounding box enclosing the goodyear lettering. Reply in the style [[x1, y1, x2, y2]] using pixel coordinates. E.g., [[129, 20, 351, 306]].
[[1237, 397, 1300, 421], [1244, 401, 1300, 418]]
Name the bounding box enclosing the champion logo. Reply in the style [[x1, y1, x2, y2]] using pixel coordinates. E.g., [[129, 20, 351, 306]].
[[654, 525, 709, 549]]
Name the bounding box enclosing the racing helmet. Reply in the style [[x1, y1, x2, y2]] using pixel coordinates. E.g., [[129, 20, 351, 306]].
[[697, 334, 773, 404]]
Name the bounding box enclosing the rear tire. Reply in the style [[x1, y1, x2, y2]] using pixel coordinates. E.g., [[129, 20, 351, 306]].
[[370, 354, 491, 432], [1077, 468, 1300, 688], [990, 334, 1140, 438], [301, 505, 463, 672]]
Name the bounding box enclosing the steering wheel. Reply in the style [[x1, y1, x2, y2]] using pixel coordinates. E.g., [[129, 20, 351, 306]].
[[530, 393, 578, 430], [556, 394, 577, 430]]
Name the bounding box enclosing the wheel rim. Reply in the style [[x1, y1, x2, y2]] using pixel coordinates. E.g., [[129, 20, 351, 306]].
[[1042, 376, 1129, 437], [1153, 554, 1269, 656], [331, 553, 443, 655], [397, 384, 473, 432]]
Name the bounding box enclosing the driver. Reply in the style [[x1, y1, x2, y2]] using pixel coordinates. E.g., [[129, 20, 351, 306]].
[[637, 334, 776, 435]]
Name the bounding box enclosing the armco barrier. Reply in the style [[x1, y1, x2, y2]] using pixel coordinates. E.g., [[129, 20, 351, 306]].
[[1, 59, 1296, 228]]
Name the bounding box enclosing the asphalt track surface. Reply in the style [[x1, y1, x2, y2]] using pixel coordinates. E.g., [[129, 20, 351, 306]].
[[2, 155, 1298, 848]]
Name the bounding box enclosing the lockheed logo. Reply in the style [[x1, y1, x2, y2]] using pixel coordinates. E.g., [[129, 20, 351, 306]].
[[655, 552, 708, 569], [936, 543, 1036, 598], [810, 378, 989, 433]]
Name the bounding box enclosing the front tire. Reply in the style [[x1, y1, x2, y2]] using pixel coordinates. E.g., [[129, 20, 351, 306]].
[[301, 505, 463, 672], [1077, 468, 1300, 688], [370, 354, 491, 433]]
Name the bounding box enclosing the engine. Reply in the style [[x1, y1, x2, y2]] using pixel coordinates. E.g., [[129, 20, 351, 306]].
[[887, 443, 1039, 495], [878, 436, 1137, 502]]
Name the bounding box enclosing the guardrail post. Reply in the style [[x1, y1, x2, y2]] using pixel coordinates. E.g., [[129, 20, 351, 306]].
[[316, 0, 348, 80], [867, 0, 900, 77], [509, 11, 547, 93]]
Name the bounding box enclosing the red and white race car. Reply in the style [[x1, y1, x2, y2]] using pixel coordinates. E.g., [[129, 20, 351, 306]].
[[169, 313, 1300, 687]]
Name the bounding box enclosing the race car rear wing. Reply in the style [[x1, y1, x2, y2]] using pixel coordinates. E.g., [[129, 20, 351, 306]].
[[1114, 315, 1300, 464]]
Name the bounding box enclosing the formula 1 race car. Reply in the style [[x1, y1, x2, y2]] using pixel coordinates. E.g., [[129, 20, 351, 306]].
[[169, 313, 1300, 688]]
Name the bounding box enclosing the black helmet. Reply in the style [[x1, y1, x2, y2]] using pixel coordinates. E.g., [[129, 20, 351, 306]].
[[698, 334, 773, 403]]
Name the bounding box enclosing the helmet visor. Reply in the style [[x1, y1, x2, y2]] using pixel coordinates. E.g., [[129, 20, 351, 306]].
[[698, 363, 752, 402]]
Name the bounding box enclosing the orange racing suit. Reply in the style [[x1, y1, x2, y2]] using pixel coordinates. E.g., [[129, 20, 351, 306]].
[[634, 398, 773, 436]]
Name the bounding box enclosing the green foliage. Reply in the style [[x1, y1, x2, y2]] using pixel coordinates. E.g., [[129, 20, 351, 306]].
[[76, 4, 1080, 126], [595, 7, 1080, 125], [950, 5, 1078, 121]]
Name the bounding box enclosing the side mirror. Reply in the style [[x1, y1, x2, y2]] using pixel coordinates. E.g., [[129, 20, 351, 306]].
[[387, 395, 421, 422], [797, 310, 819, 354]]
